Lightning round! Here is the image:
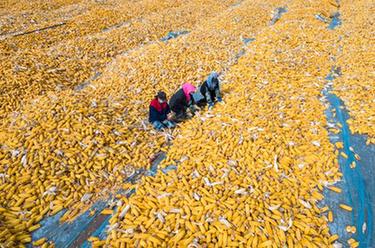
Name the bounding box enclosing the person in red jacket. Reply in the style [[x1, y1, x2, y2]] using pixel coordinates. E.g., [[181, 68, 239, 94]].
[[149, 91, 175, 130]]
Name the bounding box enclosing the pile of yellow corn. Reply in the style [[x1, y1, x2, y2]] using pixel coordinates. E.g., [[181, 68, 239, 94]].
[[0, 0, 238, 116], [334, 0, 375, 144], [99, 0, 352, 246], [0, 0, 276, 245], [0, 0, 372, 247]]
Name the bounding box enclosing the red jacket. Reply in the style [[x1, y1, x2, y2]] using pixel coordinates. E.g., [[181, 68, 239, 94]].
[[149, 99, 170, 122]]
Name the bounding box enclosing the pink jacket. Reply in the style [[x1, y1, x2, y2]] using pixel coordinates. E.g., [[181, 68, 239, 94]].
[[182, 83, 196, 103]]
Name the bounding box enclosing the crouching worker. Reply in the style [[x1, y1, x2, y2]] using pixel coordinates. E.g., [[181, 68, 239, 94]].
[[198, 72, 223, 110], [149, 91, 176, 130], [169, 83, 199, 122]]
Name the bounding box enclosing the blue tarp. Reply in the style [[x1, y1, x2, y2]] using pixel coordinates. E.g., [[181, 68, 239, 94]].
[[160, 30, 190, 42], [242, 37, 255, 45], [321, 69, 374, 247], [30, 8, 373, 247], [32, 151, 176, 247], [319, 14, 373, 247], [315, 12, 342, 30], [328, 13, 342, 30], [83, 153, 176, 245], [31, 200, 108, 247], [270, 7, 288, 25]]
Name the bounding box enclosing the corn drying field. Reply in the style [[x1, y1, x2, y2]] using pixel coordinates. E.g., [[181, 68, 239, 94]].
[[0, 0, 374, 247]]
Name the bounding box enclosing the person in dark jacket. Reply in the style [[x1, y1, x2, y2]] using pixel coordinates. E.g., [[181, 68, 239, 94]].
[[149, 91, 175, 130], [198, 72, 223, 110], [169, 83, 198, 121]]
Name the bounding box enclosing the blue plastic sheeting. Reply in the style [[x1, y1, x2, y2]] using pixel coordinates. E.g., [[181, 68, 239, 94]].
[[31, 200, 108, 248], [162, 165, 178, 174], [83, 157, 176, 246], [80, 189, 136, 248], [320, 12, 373, 247], [270, 7, 288, 25], [242, 37, 255, 45], [321, 70, 373, 247], [352, 135, 375, 245], [83, 153, 176, 246], [160, 30, 190, 42], [147, 152, 167, 176], [31, 152, 171, 247], [328, 13, 342, 30], [81, 216, 110, 248], [32, 186, 138, 247], [315, 12, 342, 30]]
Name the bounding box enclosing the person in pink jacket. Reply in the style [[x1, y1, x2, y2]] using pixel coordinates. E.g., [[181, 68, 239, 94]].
[[169, 83, 198, 121]]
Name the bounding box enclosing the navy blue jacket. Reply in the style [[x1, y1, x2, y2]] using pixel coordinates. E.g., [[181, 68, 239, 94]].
[[199, 80, 221, 105], [149, 98, 171, 123]]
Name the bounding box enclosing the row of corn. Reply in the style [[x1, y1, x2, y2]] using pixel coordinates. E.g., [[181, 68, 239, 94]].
[[0, 0, 370, 247], [334, 0, 375, 144], [97, 0, 363, 247], [0, 0, 82, 31], [0, 0, 85, 35], [0, 0, 238, 116], [0, 0, 282, 246], [1, 0, 182, 42]]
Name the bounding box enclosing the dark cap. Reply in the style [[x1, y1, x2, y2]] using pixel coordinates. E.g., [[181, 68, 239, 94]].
[[157, 91, 167, 101]]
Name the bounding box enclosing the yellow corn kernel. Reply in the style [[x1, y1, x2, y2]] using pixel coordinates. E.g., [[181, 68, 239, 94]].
[[328, 186, 342, 193], [354, 154, 361, 161], [28, 224, 41, 232], [33, 238, 47, 246], [328, 211, 333, 222], [101, 209, 114, 215], [259, 240, 273, 247], [339, 204, 353, 212], [340, 152, 348, 159], [347, 238, 356, 245], [329, 234, 339, 243]]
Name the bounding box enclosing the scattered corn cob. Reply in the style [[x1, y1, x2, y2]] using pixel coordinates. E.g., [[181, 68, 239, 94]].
[[101, 209, 114, 215], [32, 238, 47, 246], [328, 211, 334, 222], [346, 226, 357, 234], [328, 186, 342, 193], [339, 204, 353, 212]]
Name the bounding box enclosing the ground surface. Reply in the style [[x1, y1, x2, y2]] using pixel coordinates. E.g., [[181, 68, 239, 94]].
[[0, 0, 374, 247]]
